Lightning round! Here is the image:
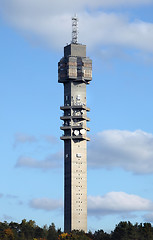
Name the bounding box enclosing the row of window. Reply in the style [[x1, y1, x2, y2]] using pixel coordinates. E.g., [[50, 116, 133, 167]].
[[65, 95, 81, 101], [65, 153, 82, 158], [67, 69, 92, 78]]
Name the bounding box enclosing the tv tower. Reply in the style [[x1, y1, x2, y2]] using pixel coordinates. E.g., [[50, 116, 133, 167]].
[[58, 15, 92, 232]]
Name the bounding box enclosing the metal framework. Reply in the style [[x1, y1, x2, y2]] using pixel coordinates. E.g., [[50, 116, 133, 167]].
[[72, 15, 78, 44]]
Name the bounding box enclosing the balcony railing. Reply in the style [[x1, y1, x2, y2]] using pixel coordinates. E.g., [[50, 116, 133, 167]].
[[60, 104, 90, 111], [60, 134, 90, 141]]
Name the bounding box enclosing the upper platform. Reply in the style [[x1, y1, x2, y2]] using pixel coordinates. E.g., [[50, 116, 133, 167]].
[[64, 44, 86, 58], [58, 43, 92, 84]]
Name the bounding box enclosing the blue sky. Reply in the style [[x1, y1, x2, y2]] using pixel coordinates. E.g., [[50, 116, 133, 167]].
[[1, 0, 153, 233]]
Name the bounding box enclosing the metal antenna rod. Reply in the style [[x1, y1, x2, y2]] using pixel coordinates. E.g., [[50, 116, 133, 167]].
[[72, 14, 78, 44]]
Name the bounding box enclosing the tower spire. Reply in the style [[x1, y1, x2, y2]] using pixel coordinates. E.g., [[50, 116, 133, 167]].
[[72, 14, 78, 44]]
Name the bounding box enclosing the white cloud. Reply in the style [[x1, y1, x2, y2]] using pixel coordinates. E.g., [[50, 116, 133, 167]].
[[29, 192, 153, 220], [1, 0, 152, 16], [43, 135, 57, 144], [30, 198, 63, 211], [0, 193, 3, 198], [0, 0, 153, 54], [15, 129, 153, 174], [15, 151, 62, 169], [88, 130, 153, 174], [88, 192, 153, 216], [80, 13, 153, 53], [144, 212, 153, 222], [13, 133, 37, 147], [82, 0, 153, 8]]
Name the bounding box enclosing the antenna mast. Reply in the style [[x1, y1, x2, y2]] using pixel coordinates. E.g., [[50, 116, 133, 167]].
[[72, 15, 78, 44]]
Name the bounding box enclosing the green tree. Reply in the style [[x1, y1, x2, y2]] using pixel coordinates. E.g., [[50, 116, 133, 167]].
[[20, 219, 35, 240], [93, 229, 110, 240], [138, 223, 153, 240], [47, 223, 59, 240], [111, 221, 132, 240]]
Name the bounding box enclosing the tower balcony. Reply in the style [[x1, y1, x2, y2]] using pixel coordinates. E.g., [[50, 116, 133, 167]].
[[73, 115, 90, 121], [60, 115, 90, 121], [60, 115, 71, 120], [60, 134, 90, 141], [60, 125, 90, 131], [60, 105, 90, 112]]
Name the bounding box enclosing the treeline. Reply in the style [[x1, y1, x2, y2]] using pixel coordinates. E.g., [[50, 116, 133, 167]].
[[1, 219, 153, 240]]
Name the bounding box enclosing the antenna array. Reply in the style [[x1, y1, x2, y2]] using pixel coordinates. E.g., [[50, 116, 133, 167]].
[[72, 15, 78, 44]]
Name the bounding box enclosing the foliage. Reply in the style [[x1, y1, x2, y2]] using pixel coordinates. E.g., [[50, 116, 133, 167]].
[[93, 229, 110, 240], [1, 220, 153, 240], [58, 230, 91, 239], [111, 221, 153, 240]]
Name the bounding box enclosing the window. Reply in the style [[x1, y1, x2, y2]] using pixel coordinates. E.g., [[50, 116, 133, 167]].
[[84, 69, 92, 78], [76, 95, 80, 100], [68, 68, 77, 77], [76, 153, 81, 158]]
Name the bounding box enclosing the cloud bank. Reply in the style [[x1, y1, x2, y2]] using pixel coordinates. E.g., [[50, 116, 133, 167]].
[[16, 151, 62, 169], [88, 192, 153, 216], [88, 129, 153, 174], [30, 198, 63, 211], [13, 133, 37, 148], [0, 0, 153, 54], [15, 129, 153, 174], [13, 133, 57, 147], [14, 133, 61, 170], [29, 192, 153, 222]]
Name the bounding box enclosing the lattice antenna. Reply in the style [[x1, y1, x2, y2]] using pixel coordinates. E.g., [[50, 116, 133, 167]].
[[72, 14, 78, 44]]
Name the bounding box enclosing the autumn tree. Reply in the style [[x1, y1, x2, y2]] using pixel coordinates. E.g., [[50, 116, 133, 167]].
[[4, 228, 15, 240]]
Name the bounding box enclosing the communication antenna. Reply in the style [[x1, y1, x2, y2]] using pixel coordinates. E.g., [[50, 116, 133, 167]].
[[72, 14, 78, 44], [74, 130, 79, 136], [80, 129, 86, 135]]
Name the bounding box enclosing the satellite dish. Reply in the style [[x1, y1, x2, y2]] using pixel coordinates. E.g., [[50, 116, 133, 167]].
[[74, 130, 79, 136], [80, 129, 86, 135]]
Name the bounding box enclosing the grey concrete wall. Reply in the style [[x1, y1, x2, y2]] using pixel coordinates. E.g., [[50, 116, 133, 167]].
[[59, 43, 92, 233], [64, 44, 86, 58], [64, 140, 71, 232]]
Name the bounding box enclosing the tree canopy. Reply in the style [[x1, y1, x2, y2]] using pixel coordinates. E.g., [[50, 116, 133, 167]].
[[1, 220, 153, 240]]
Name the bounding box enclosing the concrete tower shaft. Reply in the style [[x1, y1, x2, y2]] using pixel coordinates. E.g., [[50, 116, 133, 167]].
[[58, 43, 92, 232]]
